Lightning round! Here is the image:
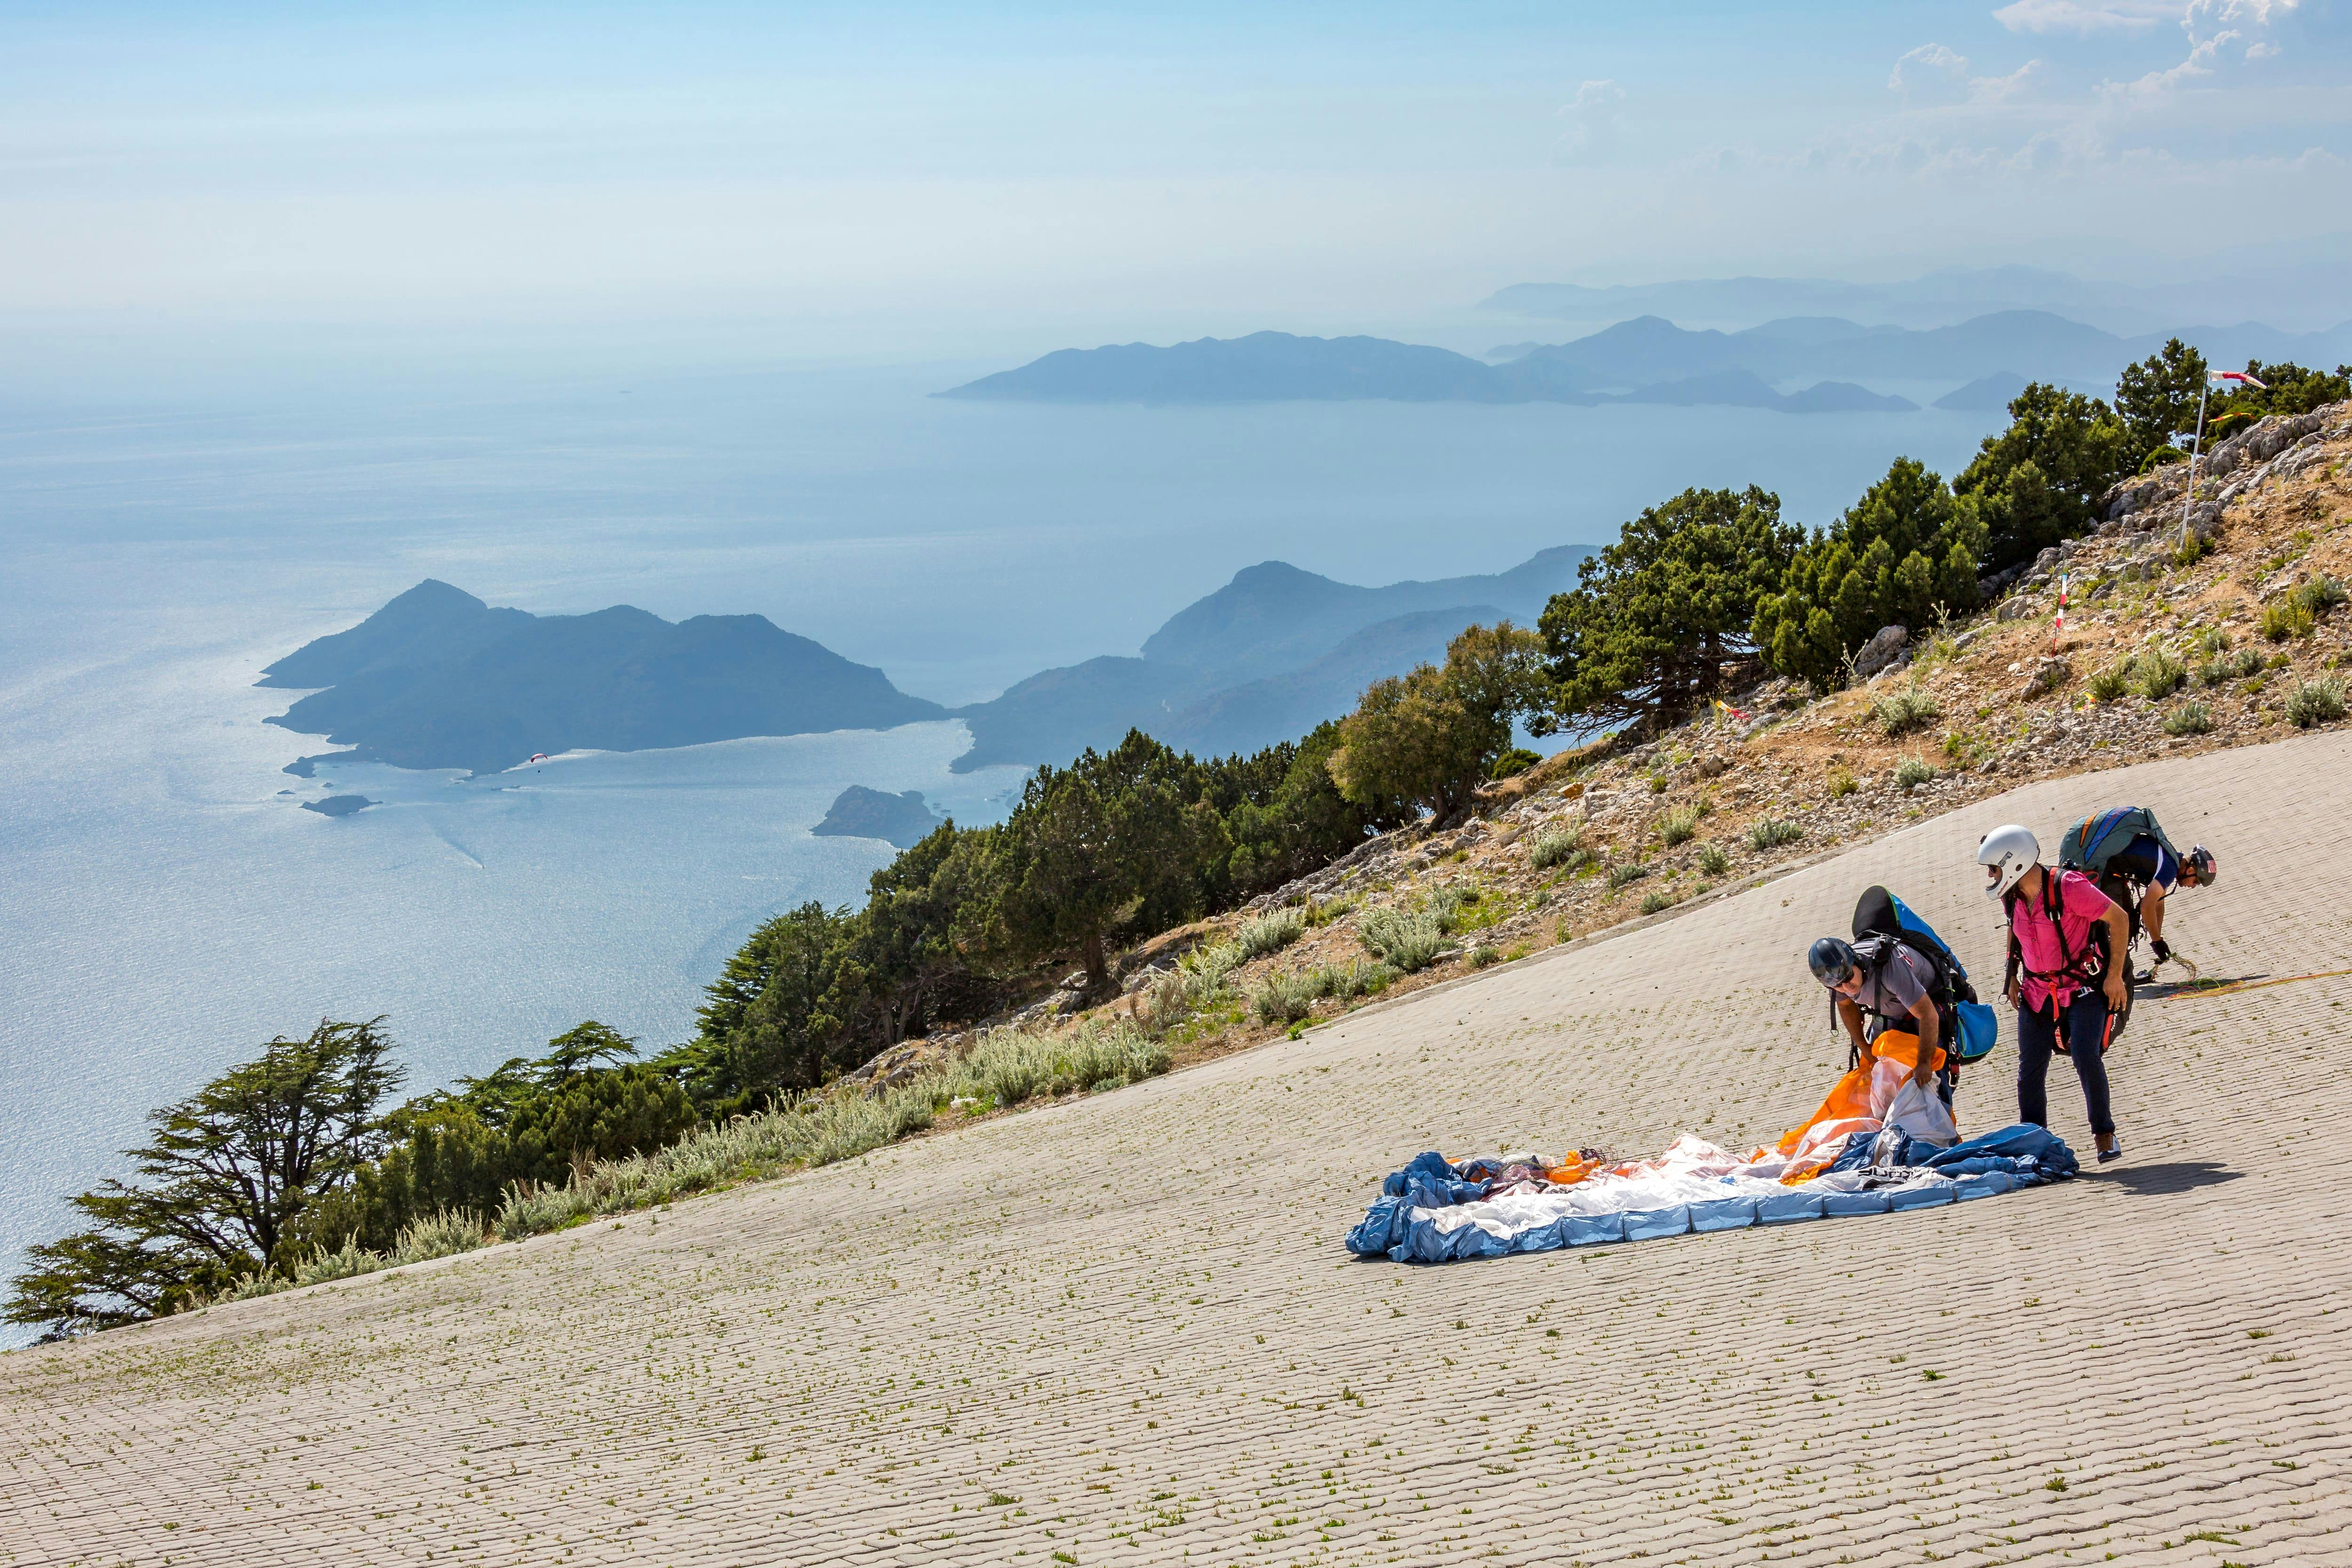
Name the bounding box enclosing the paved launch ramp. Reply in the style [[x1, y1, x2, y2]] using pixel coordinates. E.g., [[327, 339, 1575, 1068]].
[[6, 731, 2350, 1567]]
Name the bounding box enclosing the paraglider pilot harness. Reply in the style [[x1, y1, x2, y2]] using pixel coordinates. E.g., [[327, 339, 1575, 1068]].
[[2003, 870, 2130, 1052]]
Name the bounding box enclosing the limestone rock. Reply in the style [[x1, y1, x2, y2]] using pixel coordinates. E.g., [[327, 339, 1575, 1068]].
[[2018, 657, 2072, 700], [1851, 624, 1909, 681]]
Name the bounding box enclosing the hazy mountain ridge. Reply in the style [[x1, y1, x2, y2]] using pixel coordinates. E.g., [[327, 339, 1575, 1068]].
[[943, 330, 1919, 412], [944, 312, 2352, 413], [947, 546, 1595, 771], [1477, 247, 2352, 335]]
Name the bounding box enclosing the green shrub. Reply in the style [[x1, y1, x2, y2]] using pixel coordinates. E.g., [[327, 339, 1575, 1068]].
[[2296, 574, 2348, 616], [1875, 686, 1941, 737], [1638, 891, 1676, 916], [1657, 802, 1709, 845], [1695, 843, 1730, 876], [1307, 958, 1394, 1000], [1488, 747, 1542, 781], [1528, 826, 1584, 871], [1424, 884, 1477, 931], [2196, 656, 2234, 688], [2198, 627, 2232, 656], [1606, 862, 1651, 891], [1233, 907, 1307, 961], [1894, 756, 1936, 792], [1467, 945, 1502, 969], [2087, 661, 2133, 701], [293, 1237, 378, 1287], [1827, 767, 1859, 798], [2137, 445, 2185, 474], [1940, 728, 1992, 767], [2287, 678, 2347, 729], [2263, 599, 2314, 641], [2162, 702, 2213, 737], [1358, 908, 1449, 973], [1248, 971, 1319, 1025], [1140, 941, 1242, 1030], [1747, 818, 1804, 851], [2175, 533, 2214, 568], [2136, 649, 2187, 701]]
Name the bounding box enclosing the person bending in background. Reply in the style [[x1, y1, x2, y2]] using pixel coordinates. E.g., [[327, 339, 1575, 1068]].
[[1979, 824, 2133, 1164], [2103, 834, 2216, 977], [2058, 805, 2217, 979]]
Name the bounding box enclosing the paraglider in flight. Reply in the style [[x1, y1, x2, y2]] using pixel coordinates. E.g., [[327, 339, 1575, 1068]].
[[528, 753, 549, 765]]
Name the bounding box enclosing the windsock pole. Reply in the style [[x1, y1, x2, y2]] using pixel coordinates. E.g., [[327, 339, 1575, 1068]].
[[2178, 369, 2266, 553]]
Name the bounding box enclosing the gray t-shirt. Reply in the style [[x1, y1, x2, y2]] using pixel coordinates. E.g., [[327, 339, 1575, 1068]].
[[1851, 937, 1935, 1034]]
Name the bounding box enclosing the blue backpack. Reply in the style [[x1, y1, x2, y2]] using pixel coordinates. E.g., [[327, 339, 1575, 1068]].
[[1853, 885, 2000, 1065]]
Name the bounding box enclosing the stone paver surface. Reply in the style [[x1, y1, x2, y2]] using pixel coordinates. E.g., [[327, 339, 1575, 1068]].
[[5, 732, 2351, 1568]]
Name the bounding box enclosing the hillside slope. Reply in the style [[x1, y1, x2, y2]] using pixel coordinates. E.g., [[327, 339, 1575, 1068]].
[[8, 731, 2349, 1566]]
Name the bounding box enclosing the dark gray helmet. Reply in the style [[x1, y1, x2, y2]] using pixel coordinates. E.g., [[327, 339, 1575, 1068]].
[[2185, 844, 2216, 885], [1809, 937, 1857, 987]]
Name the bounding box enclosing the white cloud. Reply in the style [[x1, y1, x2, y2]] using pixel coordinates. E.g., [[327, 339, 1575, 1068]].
[[1553, 79, 1626, 165], [2100, 0, 2303, 96], [1890, 43, 1973, 96], [1890, 44, 2044, 102], [1994, 0, 2181, 33], [1971, 59, 2047, 101]]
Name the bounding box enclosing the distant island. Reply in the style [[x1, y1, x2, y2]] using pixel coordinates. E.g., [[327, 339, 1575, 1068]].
[[261, 581, 945, 775], [939, 311, 2352, 410], [260, 552, 1612, 787], [301, 795, 375, 817], [812, 787, 947, 849], [1932, 371, 2034, 412]]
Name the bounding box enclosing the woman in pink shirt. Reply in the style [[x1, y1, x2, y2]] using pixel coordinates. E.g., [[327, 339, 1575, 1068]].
[[1979, 824, 2133, 1163]]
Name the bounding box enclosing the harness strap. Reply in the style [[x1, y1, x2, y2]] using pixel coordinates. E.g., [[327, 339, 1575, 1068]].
[[2006, 871, 2105, 1013]]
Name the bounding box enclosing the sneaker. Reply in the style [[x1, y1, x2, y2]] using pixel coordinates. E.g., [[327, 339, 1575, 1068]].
[[2097, 1139, 2124, 1164]]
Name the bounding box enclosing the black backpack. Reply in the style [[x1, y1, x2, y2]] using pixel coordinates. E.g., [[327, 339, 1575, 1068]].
[[1852, 885, 1976, 1012]]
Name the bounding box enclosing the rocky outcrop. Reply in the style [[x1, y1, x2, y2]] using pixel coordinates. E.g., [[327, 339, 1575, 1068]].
[[843, 1030, 977, 1098], [2099, 405, 2349, 534]]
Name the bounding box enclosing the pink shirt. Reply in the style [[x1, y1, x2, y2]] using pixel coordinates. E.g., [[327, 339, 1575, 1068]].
[[2009, 868, 2114, 1012]]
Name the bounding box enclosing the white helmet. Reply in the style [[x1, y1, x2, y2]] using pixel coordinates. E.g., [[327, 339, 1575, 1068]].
[[1978, 823, 2040, 901]]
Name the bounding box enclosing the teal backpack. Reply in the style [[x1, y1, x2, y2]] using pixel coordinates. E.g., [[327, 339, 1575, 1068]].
[[2058, 807, 2178, 877]]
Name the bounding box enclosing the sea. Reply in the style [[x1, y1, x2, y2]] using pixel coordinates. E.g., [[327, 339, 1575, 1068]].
[[0, 353, 2008, 1342]]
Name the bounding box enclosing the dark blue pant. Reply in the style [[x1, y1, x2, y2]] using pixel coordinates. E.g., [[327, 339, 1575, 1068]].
[[2016, 989, 2115, 1138]]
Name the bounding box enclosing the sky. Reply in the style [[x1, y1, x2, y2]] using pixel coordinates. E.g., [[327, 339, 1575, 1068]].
[[1, 1, 2347, 359]]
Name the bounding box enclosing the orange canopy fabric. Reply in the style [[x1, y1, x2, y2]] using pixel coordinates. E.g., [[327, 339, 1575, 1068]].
[[1776, 1063, 1875, 1157], [1868, 1028, 1946, 1075]]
